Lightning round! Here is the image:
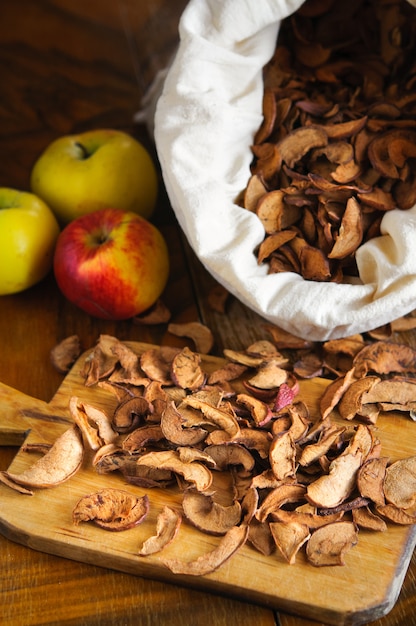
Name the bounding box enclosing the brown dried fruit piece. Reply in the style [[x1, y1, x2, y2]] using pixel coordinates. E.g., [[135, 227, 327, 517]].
[[73, 489, 149, 531], [171, 346, 206, 390], [162, 524, 249, 576], [269, 432, 297, 481], [82, 335, 121, 385], [50, 335, 82, 374], [182, 491, 242, 536], [137, 450, 213, 492], [112, 396, 152, 434], [352, 341, 416, 378], [4, 425, 83, 492], [133, 299, 171, 325], [160, 401, 207, 446], [236, 393, 273, 427], [140, 346, 180, 385], [328, 197, 363, 260], [306, 448, 362, 509], [257, 483, 307, 523], [204, 443, 255, 473], [207, 283, 230, 313], [306, 521, 358, 566], [383, 456, 416, 510], [184, 396, 240, 439], [70, 397, 117, 449], [337, 376, 381, 421], [357, 457, 388, 507], [375, 504, 416, 526], [139, 506, 182, 555], [270, 520, 310, 564], [168, 322, 214, 354], [352, 506, 387, 532]]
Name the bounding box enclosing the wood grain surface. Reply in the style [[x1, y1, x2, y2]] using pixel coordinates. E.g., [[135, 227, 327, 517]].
[[0, 1, 415, 625]]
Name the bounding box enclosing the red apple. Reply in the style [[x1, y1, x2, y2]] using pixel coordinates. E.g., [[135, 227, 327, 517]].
[[53, 208, 169, 320]]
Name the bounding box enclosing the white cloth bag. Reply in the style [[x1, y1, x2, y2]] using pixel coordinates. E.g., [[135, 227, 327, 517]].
[[154, 0, 416, 341]]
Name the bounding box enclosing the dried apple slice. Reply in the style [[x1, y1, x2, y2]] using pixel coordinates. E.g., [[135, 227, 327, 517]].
[[207, 362, 247, 385], [352, 506, 387, 532], [122, 424, 165, 453], [257, 230, 298, 262], [182, 491, 242, 536], [171, 346, 206, 390], [357, 457, 388, 507], [50, 335, 82, 374], [133, 299, 171, 325], [137, 450, 213, 492], [112, 396, 152, 434], [236, 393, 272, 428], [264, 324, 313, 350], [183, 396, 240, 439], [362, 378, 416, 411], [254, 88, 277, 144], [306, 450, 362, 509], [160, 401, 207, 447], [319, 369, 357, 419], [248, 518, 275, 556], [352, 341, 416, 377], [306, 521, 358, 566], [270, 520, 310, 564], [82, 336, 120, 386], [167, 322, 214, 355], [278, 126, 328, 168], [328, 197, 363, 260], [4, 425, 83, 491], [383, 456, 416, 510], [204, 443, 255, 473], [69, 397, 117, 450], [337, 376, 381, 421], [73, 489, 149, 531], [299, 424, 346, 467], [139, 506, 181, 555], [162, 524, 249, 576], [269, 432, 297, 481], [246, 360, 289, 390], [140, 346, 180, 384], [256, 193, 301, 235], [375, 504, 416, 526], [256, 483, 306, 523], [243, 174, 267, 212]]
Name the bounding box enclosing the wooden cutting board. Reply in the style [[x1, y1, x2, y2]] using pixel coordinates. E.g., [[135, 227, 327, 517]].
[[0, 341, 415, 626]]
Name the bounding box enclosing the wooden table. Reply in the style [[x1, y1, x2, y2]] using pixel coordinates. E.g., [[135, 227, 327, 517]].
[[0, 1, 415, 625]]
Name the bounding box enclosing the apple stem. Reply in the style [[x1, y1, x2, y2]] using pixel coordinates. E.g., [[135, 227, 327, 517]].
[[75, 142, 90, 160]]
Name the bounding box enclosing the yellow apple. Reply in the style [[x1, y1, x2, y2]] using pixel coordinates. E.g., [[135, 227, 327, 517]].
[[53, 208, 169, 320], [30, 129, 158, 224], [0, 188, 60, 295]]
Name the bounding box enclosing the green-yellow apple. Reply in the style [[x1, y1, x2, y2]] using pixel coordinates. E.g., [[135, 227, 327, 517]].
[[31, 129, 158, 224], [0, 188, 60, 295], [53, 208, 169, 320]]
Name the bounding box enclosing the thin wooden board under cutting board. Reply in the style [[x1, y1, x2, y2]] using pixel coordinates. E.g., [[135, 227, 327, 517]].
[[0, 341, 415, 626]]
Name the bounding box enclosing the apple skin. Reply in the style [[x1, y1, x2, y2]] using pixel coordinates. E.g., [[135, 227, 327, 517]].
[[0, 188, 60, 295], [53, 208, 170, 320], [31, 129, 158, 224]]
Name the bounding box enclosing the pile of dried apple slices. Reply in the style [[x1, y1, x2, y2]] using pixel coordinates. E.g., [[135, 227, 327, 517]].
[[1, 333, 416, 574]]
